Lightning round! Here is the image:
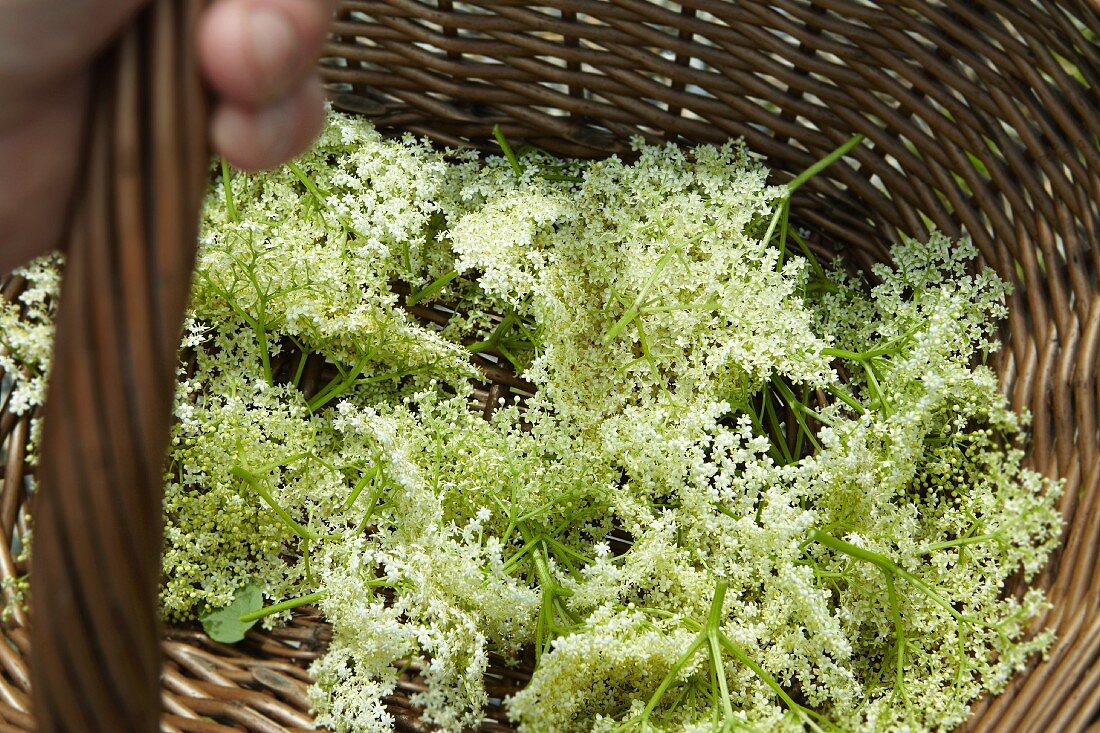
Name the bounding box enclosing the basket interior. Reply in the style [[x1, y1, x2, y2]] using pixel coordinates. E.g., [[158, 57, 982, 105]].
[[3, 1, 1099, 731]]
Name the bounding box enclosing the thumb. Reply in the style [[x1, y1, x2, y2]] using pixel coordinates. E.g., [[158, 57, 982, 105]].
[[0, 0, 151, 94]]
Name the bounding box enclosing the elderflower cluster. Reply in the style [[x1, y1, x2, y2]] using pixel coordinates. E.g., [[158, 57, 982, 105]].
[[0, 253, 62, 417], [1, 111, 1062, 733]]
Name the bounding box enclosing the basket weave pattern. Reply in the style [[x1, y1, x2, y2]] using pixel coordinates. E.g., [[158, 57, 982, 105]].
[[2, 1, 1099, 731]]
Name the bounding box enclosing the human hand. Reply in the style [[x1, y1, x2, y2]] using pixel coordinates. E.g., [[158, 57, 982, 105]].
[[0, 0, 336, 275]]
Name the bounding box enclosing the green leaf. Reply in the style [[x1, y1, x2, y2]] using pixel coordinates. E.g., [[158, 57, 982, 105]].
[[200, 584, 263, 644]]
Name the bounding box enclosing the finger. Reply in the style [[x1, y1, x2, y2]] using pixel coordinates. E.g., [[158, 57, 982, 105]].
[[0, 74, 88, 274], [211, 74, 325, 171], [0, 0, 148, 103], [198, 0, 335, 109]]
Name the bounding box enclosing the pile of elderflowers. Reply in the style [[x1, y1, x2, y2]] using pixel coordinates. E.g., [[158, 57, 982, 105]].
[[1, 111, 1062, 733]]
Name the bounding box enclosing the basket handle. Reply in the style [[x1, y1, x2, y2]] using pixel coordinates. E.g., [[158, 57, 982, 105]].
[[30, 2, 208, 730]]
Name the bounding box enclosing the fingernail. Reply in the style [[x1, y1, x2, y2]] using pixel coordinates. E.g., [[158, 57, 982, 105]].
[[249, 7, 299, 97]]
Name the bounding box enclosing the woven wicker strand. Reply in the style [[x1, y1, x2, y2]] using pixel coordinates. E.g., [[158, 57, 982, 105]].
[[26, 1, 208, 730], [1, 1, 1099, 732]]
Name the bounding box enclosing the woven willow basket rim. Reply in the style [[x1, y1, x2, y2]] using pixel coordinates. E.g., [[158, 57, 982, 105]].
[[3, 1, 1099, 731]]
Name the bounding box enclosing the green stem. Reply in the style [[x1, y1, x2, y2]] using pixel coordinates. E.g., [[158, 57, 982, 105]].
[[469, 311, 518, 354], [496, 343, 522, 372], [292, 345, 310, 389], [862, 360, 888, 408], [811, 531, 975, 626], [353, 490, 384, 533], [287, 161, 329, 203], [761, 201, 785, 247], [713, 503, 740, 521], [341, 465, 380, 511], [407, 270, 459, 306], [543, 535, 595, 566], [628, 579, 837, 732], [256, 318, 273, 385], [826, 384, 865, 415], [884, 573, 906, 695], [822, 341, 904, 362], [0, 336, 42, 379], [220, 158, 239, 223], [253, 452, 310, 473], [502, 538, 538, 574], [231, 465, 321, 541], [638, 635, 707, 723], [493, 125, 524, 176], [354, 361, 438, 386], [759, 134, 863, 258], [776, 199, 791, 267], [787, 134, 865, 194], [715, 633, 806, 723], [812, 530, 895, 573], [788, 228, 826, 280], [709, 632, 736, 722], [541, 172, 584, 183], [633, 315, 660, 381], [239, 591, 327, 623], [771, 377, 825, 452], [308, 351, 373, 411], [743, 399, 783, 465], [605, 302, 643, 343], [604, 246, 679, 344], [917, 532, 1003, 555], [821, 347, 867, 361], [519, 523, 578, 656], [709, 581, 829, 731], [762, 388, 794, 464]]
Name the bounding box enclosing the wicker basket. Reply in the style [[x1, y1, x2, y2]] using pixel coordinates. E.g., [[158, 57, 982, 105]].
[[1, 1, 1098, 731]]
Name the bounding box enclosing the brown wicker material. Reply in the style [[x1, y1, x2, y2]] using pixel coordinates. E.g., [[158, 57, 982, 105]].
[[21, 1, 209, 731], [2, 1, 1099, 731]]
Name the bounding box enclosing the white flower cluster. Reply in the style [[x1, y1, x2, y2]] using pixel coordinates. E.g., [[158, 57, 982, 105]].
[[0, 112, 1062, 733], [0, 252, 61, 417]]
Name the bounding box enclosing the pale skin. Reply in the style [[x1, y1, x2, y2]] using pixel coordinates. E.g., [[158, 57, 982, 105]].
[[0, 0, 337, 276]]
